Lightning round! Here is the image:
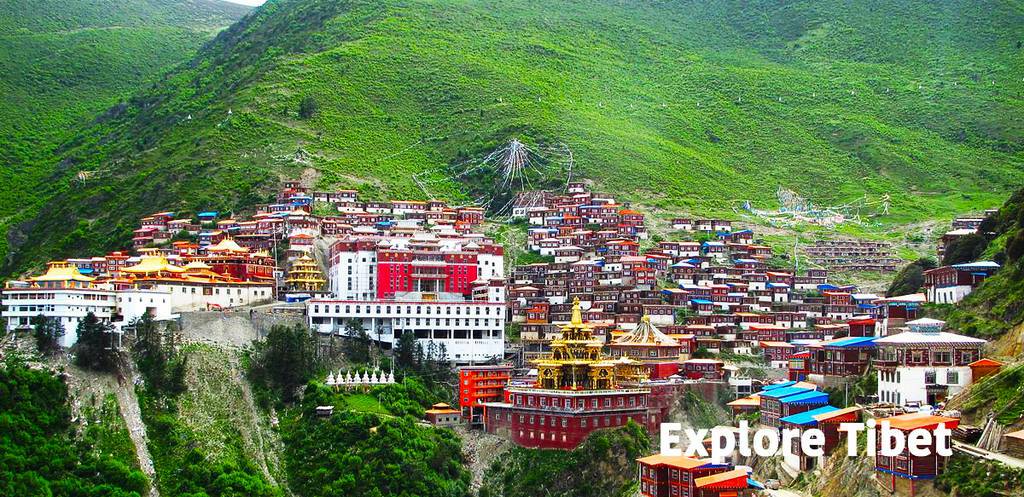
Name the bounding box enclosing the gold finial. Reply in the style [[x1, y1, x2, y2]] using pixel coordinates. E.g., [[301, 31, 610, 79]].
[[641, 315, 651, 324], [571, 297, 583, 326]]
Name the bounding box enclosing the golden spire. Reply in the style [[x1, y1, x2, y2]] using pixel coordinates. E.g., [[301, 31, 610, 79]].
[[571, 297, 583, 326]]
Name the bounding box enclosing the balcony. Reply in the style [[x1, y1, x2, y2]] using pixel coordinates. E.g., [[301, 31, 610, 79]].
[[411, 272, 448, 279]]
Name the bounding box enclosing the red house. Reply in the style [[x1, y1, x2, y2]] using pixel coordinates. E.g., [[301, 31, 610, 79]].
[[637, 455, 755, 497], [681, 359, 725, 380], [458, 365, 512, 425], [875, 413, 959, 496]]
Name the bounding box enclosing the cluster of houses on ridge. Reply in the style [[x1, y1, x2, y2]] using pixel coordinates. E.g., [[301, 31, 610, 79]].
[[921, 212, 1002, 305], [802, 239, 901, 272], [1, 184, 496, 350]]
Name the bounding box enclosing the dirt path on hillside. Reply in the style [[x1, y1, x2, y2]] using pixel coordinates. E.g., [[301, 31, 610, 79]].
[[114, 361, 160, 497], [455, 425, 512, 491], [224, 352, 288, 491]]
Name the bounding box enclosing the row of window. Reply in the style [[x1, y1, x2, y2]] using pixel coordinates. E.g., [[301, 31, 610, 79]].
[[512, 394, 645, 409], [313, 303, 501, 316]]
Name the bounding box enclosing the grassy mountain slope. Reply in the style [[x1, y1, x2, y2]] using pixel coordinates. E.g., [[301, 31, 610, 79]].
[[4, 0, 1023, 275], [0, 0, 249, 245], [942, 187, 1024, 339]]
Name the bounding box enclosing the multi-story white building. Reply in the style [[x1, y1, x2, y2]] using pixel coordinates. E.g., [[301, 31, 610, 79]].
[[922, 261, 1000, 305], [875, 318, 986, 406], [307, 293, 505, 363], [114, 288, 176, 326], [2, 262, 117, 347], [315, 231, 507, 363], [326, 233, 504, 300]]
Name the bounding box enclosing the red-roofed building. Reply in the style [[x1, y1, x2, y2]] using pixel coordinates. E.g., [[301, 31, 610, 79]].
[[637, 455, 754, 497], [875, 413, 959, 496], [968, 358, 1003, 381]]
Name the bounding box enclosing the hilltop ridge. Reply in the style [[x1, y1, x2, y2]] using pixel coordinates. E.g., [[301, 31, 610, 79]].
[[3, 0, 1023, 275]]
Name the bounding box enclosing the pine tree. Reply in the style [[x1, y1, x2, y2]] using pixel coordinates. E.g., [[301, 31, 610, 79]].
[[32, 314, 65, 355], [249, 324, 319, 401], [342, 319, 371, 363], [414, 342, 425, 372], [396, 331, 417, 369], [75, 312, 117, 371]]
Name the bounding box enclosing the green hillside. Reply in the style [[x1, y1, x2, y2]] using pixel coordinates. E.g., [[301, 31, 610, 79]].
[[3, 0, 1023, 275], [0, 0, 250, 252], [942, 187, 1024, 339]]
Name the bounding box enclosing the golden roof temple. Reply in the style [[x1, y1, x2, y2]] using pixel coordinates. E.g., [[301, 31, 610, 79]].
[[285, 254, 326, 292], [535, 298, 648, 390]]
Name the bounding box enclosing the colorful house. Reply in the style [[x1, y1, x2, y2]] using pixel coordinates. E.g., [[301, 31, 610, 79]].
[[780, 405, 861, 471], [637, 455, 755, 497], [874, 412, 959, 496]]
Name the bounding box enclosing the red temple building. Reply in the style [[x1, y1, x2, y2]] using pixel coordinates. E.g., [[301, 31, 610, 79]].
[[780, 405, 861, 471], [680, 359, 726, 380], [457, 365, 512, 426], [806, 336, 876, 380], [483, 299, 656, 449], [201, 237, 276, 282], [787, 350, 811, 381], [608, 315, 684, 379]]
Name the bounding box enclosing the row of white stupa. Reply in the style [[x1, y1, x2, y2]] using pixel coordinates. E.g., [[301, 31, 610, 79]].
[[326, 369, 395, 386]]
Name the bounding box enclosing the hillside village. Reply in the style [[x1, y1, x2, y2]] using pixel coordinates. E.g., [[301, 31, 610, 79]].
[[2, 178, 1020, 497]]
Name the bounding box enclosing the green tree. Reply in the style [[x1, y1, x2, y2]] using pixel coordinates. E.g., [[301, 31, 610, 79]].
[[31, 314, 64, 355], [130, 313, 186, 396], [249, 324, 320, 402], [298, 95, 318, 119], [342, 320, 371, 364], [886, 257, 938, 297], [396, 330, 417, 369], [75, 312, 118, 371], [0, 357, 148, 497], [692, 346, 713, 359]]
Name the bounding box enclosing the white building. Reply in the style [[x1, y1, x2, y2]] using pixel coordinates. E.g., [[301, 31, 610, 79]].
[[326, 233, 504, 300], [307, 293, 505, 363], [113, 288, 177, 329], [1, 262, 117, 347], [120, 257, 273, 312], [875, 318, 986, 407]]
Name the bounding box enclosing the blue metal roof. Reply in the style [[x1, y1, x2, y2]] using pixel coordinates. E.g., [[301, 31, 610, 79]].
[[691, 299, 713, 305], [760, 386, 813, 399], [761, 380, 796, 391], [779, 405, 839, 426], [817, 284, 839, 291], [198, 211, 218, 217], [952, 261, 1000, 270], [778, 391, 830, 405], [826, 336, 877, 348]]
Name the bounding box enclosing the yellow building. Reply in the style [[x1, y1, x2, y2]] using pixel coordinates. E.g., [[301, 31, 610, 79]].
[[535, 298, 648, 390], [285, 254, 326, 293]]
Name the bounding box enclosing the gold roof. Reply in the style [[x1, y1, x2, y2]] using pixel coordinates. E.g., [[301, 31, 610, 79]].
[[29, 262, 95, 283], [121, 256, 186, 274], [206, 238, 249, 253], [534, 298, 648, 390], [183, 260, 212, 270], [613, 315, 679, 347]]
